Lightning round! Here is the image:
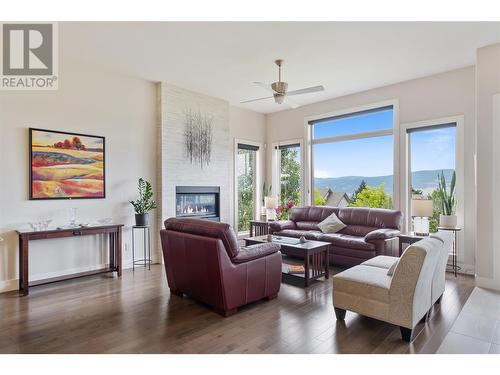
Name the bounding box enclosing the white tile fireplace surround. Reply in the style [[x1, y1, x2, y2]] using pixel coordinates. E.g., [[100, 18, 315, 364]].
[[159, 83, 232, 227]]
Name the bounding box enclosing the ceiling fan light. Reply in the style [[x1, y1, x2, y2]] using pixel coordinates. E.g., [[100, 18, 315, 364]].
[[274, 93, 285, 104]]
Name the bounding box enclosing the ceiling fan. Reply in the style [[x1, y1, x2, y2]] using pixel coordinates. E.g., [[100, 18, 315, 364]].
[[241, 59, 324, 108]]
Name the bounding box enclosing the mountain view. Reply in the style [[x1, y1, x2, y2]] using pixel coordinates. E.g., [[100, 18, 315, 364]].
[[315, 169, 454, 196]]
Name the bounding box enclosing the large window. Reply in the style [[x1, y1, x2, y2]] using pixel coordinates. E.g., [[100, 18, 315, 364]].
[[408, 124, 456, 232], [236, 143, 259, 233], [277, 143, 302, 206], [310, 106, 394, 208]]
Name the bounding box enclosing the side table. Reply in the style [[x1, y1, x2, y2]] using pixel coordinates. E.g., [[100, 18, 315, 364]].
[[397, 232, 427, 256], [132, 225, 151, 270], [250, 220, 270, 237], [437, 226, 462, 277]]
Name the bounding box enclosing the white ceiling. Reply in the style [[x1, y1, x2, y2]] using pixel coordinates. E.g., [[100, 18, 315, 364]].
[[61, 22, 500, 114]]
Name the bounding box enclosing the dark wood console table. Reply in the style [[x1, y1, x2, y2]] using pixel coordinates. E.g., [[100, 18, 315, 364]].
[[16, 224, 123, 296]]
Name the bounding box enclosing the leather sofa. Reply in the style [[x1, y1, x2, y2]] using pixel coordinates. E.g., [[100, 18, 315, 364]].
[[160, 218, 282, 317], [269, 206, 402, 267], [332, 236, 444, 342]]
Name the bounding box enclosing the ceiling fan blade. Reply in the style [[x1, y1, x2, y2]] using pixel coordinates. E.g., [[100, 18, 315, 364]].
[[240, 95, 273, 104], [284, 96, 300, 109], [286, 85, 324, 96], [253, 81, 275, 93]]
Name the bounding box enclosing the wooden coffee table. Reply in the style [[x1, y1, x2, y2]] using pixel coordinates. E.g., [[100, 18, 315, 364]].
[[244, 235, 330, 287]]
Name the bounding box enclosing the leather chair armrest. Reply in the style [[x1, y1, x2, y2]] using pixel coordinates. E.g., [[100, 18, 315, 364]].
[[365, 228, 400, 242], [232, 243, 281, 264], [269, 220, 296, 233]]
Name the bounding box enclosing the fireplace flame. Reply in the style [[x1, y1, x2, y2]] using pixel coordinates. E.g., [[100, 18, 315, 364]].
[[183, 205, 210, 214]]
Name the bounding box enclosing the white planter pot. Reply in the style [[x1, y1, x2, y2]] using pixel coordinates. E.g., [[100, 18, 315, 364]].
[[439, 214, 457, 228]]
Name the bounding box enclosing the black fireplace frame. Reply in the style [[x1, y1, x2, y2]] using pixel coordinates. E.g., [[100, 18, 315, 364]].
[[175, 186, 220, 222]]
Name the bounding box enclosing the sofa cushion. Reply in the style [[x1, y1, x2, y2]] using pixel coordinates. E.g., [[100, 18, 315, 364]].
[[319, 233, 375, 251], [333, 265, 391, 303], [362, 255, 399, 269], [336, 207, 403, 230], [318, 212, 346, 234], [296, 221, 320, 231], [290, 206, 338, 223], [339, 225, 377, 237], [274, 229, 323, 240]]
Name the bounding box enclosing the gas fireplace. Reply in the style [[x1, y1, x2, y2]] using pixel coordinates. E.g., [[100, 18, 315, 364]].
[[175, 186, 220, 221]]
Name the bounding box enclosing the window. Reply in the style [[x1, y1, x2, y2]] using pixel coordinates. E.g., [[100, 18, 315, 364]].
[[408, 124, 456, 233], [310, 106, 394, 208], [313, 106, 393, 139], [236, 143, 259, 234], [277, 143, 302, 206]]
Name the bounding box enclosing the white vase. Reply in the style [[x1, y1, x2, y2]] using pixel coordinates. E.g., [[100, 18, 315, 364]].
[[439, 214, 457, 228]]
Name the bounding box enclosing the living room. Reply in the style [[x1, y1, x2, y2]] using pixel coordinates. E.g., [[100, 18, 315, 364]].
[[1, 1, 500, 372]]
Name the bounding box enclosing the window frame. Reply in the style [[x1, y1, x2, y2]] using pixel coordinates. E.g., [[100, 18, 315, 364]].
[[400, 116, 464, 261], [271, 139, 305, 207], [304, 100, 400, 209], [233, 138, 262, 235]]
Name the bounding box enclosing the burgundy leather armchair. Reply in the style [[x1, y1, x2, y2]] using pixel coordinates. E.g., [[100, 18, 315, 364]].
[[269, 206, 402, 267], [160, 218, 282, 317]]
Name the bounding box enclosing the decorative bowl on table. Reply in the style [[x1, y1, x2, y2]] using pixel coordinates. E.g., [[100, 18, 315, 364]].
[[28, 219, 52, 231], [96, 218, 113, 225]]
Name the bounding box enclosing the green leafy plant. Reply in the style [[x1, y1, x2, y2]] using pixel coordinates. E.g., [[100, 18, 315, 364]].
[[437, 170, 456, 215], [129, 178, 157, 214], [349, 184, 393, 209], [279, 147, 301, 206], [313, 189, 327, 206]]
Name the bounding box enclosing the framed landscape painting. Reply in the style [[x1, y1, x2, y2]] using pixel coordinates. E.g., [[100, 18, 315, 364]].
[[29, 128, 105, 199]]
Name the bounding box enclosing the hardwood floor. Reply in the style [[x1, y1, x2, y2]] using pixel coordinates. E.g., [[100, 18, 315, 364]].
[[0, 264, 474, 354]]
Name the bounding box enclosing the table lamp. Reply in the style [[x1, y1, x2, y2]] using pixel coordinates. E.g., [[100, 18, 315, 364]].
[[411, 198, 433, 236], [264, 196, 277, 221]]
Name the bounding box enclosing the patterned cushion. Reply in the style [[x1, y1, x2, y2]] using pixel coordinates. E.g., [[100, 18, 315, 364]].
[[318, 212, 346, 234]]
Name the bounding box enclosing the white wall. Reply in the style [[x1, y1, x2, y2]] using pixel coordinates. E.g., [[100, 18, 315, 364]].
[[476, 43, 500, 290], [0, 59, 157, 292], [265, 67, 476, 272], [229, 106, 266, 142]]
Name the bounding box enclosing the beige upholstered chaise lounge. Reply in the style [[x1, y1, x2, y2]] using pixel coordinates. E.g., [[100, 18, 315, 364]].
[[332, 236, 446, 342]]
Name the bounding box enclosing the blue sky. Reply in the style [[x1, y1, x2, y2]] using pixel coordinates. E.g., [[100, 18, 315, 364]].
[[313, 110, 456, 178]]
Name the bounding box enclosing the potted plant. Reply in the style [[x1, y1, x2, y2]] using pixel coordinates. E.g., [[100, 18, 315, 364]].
[[130, 178, 157, 226], [437, 170, 457, 228]]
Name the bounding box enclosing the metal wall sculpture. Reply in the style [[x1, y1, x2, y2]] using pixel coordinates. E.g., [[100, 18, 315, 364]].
[[184, 108, 213, 168]]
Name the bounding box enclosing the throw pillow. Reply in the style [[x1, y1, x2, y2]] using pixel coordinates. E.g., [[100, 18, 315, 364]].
[[318, 212, 346, 234], [387, 260, 399, 276]]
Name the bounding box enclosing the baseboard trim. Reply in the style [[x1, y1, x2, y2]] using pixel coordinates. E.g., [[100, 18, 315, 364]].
[[454, 262, 475, 276], [475, 276, 500, 291], [0, 279, 18, 293]]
